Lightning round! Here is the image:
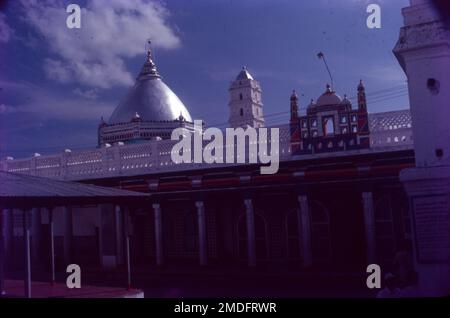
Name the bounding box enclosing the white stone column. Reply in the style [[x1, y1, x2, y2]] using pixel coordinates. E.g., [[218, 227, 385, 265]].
[[153, 203, 164, 266], [63, 206, 73, 265], [362, 192, 376, 264], [394, 0, 450, 297], [244, 199, 256, 267], [298, 195, 312, 268], [196, 201, 207, 266]]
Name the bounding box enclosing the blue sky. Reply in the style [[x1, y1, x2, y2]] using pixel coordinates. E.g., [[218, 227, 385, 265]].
[[0, 0, 410, 158]]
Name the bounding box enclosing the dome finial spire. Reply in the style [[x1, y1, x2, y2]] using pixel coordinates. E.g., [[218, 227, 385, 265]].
[[138, 39, 161, 80], [146, 39, 153, 61]]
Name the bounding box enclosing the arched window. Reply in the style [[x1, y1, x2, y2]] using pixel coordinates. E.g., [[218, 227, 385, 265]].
[[286, 209, 301, 259], [374, 196, 396, 263], [310, 201, 331, 263], [240, 108, 244, 116], [323, 117, 334, 136], [183, 211, 198, 253], [237, 213, 267, 260], [239, 93, 243, 100]]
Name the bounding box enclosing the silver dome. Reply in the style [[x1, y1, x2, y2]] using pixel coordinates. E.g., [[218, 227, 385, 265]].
[[109, 50, 192, 124], [316, 84, 342, 107]]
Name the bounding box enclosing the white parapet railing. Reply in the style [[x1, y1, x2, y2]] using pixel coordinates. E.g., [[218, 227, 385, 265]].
[[0, 127, 293, 181], [0, 110, 414, 181]]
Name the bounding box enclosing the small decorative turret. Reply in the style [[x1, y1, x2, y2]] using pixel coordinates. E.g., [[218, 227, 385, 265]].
[[131, 112, 142, 122], [341, 94, 352, 108], [290, 90, 299, 121], [357, 79, 367, 111]]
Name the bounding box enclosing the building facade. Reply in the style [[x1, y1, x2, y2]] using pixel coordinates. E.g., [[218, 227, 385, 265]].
[[0, 49, 419, 283], [290, 82, 370, 156], [1, 147, 414, 274]]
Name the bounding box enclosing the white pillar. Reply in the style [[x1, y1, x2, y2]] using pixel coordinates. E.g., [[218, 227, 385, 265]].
[[394, 0, 450, 297], [362, 192, 376, 264], [298, 195, 312, 268], [63, 206, 73, 265], [196, 201, 207, 266], [153, 203, 164, 266], [244, 199, 256, 267]]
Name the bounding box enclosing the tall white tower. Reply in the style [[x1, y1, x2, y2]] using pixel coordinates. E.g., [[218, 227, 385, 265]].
[[393, 0, 450, 296], [228, 67, 265, 128]]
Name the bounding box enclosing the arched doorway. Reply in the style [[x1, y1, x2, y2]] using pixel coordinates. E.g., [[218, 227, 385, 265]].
[[310, 201, 331, 264], [131, 208, 153, 266], [285, 209, 301, 260], [374, 195, 397, 264], [183, 211, 198, 255]]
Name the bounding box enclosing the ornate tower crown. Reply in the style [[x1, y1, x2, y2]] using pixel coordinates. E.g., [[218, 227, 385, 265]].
[[290, 89, 299, 121], [357, 79, 367, 111], [228, 66, 265, 128]]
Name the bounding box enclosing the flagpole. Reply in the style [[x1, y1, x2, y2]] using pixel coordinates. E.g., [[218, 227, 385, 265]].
[[317, 52, 334, 90]]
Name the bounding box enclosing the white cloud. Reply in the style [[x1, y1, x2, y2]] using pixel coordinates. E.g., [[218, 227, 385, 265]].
[[0, 104, 17, 114], [0, 13, 13, 43], [72, 87, 99, 100], [44, 58, 72, 83], [20, 0, 181, 88]]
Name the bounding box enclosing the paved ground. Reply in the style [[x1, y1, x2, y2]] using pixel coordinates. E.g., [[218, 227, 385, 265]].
[[83, 267, 377, 298], [5, 265, 377, 298], [3, 279, 143, 298]]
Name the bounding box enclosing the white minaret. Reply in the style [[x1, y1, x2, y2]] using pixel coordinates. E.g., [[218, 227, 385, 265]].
[[228, 67, 265, 128], [394, 0, 450, 297], [394, 0, 450, 167]]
